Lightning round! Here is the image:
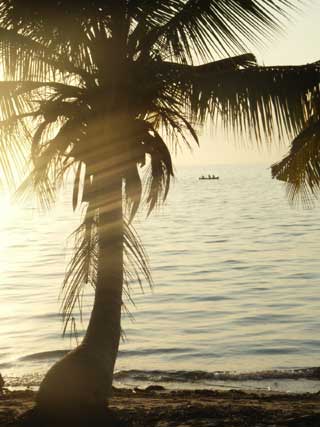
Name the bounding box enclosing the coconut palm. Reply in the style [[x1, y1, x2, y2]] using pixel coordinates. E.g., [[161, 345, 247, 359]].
[[0, 0, 320, 414]]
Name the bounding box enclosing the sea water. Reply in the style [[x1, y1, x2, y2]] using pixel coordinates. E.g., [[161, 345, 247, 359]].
[[1, 164, 320, 393]]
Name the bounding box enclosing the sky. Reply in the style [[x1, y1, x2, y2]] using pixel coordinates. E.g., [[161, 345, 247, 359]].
[[175, 2, 320, 166]]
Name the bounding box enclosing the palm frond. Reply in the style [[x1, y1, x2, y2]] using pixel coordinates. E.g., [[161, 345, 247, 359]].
[[0, 2, 100, 79], [149, 104, 199, 152], [195, 53, 257, 72], [60, 204, 98, 335], [0, 28, 94, 83], [123, 220, 153, 294], [0, 99, 34, 190], [0, 71, 87, 193], [0, 80, 81, 98], [14, 148, 72, 210], [155, 60, 320, 141], [13, 116, 82, 210], [205, 62, 320, 141], [143, 129, 174, 215], [0, 80, 82, 136], [139, 54, 257, 128], [31, 120, 51, 162], [134, 0, 295, 62], [0, 121, 29, 189], [149, 53, 257, 84], [271, 117, 320, 205], [72, 161, 84, 212], [60, 209, 152, 336], [124, 162, 143, 222]]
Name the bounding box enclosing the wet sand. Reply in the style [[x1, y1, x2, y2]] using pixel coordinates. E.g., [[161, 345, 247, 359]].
[[1, 387, 320, 426]]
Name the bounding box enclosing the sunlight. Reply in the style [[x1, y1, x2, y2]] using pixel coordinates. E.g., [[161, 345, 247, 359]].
[[0, 193, 12, 274], [0, 1, 320, 421], [0, 193, 12, 223]]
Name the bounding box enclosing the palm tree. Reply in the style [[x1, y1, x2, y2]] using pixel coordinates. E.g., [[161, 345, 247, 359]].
[[0, 0, 319, 415]]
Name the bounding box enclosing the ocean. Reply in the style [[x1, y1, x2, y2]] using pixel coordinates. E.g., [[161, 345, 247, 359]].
[[1, 164, 320, 394]]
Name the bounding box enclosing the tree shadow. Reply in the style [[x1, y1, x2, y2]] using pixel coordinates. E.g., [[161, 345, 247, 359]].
[[8, 405, 128, 427]]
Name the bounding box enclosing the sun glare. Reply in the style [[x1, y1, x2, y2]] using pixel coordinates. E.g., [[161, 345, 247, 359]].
[[0, 193, 13, 223]]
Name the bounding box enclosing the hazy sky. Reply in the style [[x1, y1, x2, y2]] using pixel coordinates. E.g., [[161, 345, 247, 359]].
[[175, 2, 320, 166]]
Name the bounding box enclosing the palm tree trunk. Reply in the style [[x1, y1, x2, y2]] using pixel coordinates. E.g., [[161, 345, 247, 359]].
[[82, 173, 123, 394], [37, 173, 124, 411]]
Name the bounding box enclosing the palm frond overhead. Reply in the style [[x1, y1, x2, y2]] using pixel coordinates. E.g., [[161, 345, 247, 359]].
[[195, 53, 257, 72], [202, 63, 320, 141], [152, 59, 320, 141], [131, 0, 296, 62], [271, 117, 320, 205], [150, 53, 257, 83], [0, 28, 92, 82], [0, 1, 97, 71]]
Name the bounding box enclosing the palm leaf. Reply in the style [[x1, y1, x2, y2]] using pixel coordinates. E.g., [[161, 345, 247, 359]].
[[123, 220, 153, 293], [143, 129, 174, 215], [124, 162, 143, 222], [154, 59, 320, 141], [271, 117, 320, 205], [135, 0, 295, 62], [61, 209, 152, 335], [14, 118, 81, 210], [0, 3, 99, 79], [60, 204, 98, 335], [0, 28, 93, 82], [206, 63, 320, 141], [72, 161, 83, 212]]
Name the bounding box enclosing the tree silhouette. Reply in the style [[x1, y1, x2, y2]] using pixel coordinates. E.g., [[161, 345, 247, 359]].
[[0, 0, 319, 416]]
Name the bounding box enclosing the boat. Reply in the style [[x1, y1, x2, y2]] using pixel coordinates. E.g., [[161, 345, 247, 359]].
[[198, 175, 219, 180]]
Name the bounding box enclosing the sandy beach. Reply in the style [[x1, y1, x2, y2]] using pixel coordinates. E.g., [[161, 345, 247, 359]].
[[1, 387, 320, 426]]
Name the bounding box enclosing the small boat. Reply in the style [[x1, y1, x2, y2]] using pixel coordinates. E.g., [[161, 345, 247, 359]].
[[198, 175, 219, 180]]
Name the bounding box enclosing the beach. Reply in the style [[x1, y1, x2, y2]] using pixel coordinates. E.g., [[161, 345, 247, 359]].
[[1, 386, 320, 426]]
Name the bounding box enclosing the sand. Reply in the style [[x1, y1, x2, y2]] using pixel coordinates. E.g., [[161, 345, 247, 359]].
[[1, 387, 320, 426]]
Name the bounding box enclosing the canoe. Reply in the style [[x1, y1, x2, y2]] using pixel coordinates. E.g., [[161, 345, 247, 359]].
[[198, 177, 219, 180]]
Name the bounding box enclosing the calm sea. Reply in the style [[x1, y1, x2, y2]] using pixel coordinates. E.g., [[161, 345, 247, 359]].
[[1, 164, 320, 393]]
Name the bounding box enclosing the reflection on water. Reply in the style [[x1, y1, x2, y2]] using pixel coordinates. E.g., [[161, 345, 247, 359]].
[[1, 164, 320, 392]]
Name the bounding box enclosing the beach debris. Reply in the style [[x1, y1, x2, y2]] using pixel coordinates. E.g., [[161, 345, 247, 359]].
[[145, 385, 166, 392]]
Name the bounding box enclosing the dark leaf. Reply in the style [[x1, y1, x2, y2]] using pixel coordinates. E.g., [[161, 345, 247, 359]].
[[72, 161, 82, 211]]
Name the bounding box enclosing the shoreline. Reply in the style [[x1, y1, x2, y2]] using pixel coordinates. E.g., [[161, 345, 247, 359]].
[[1, 386, 320, 426], [3, 365, 320, 395]]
